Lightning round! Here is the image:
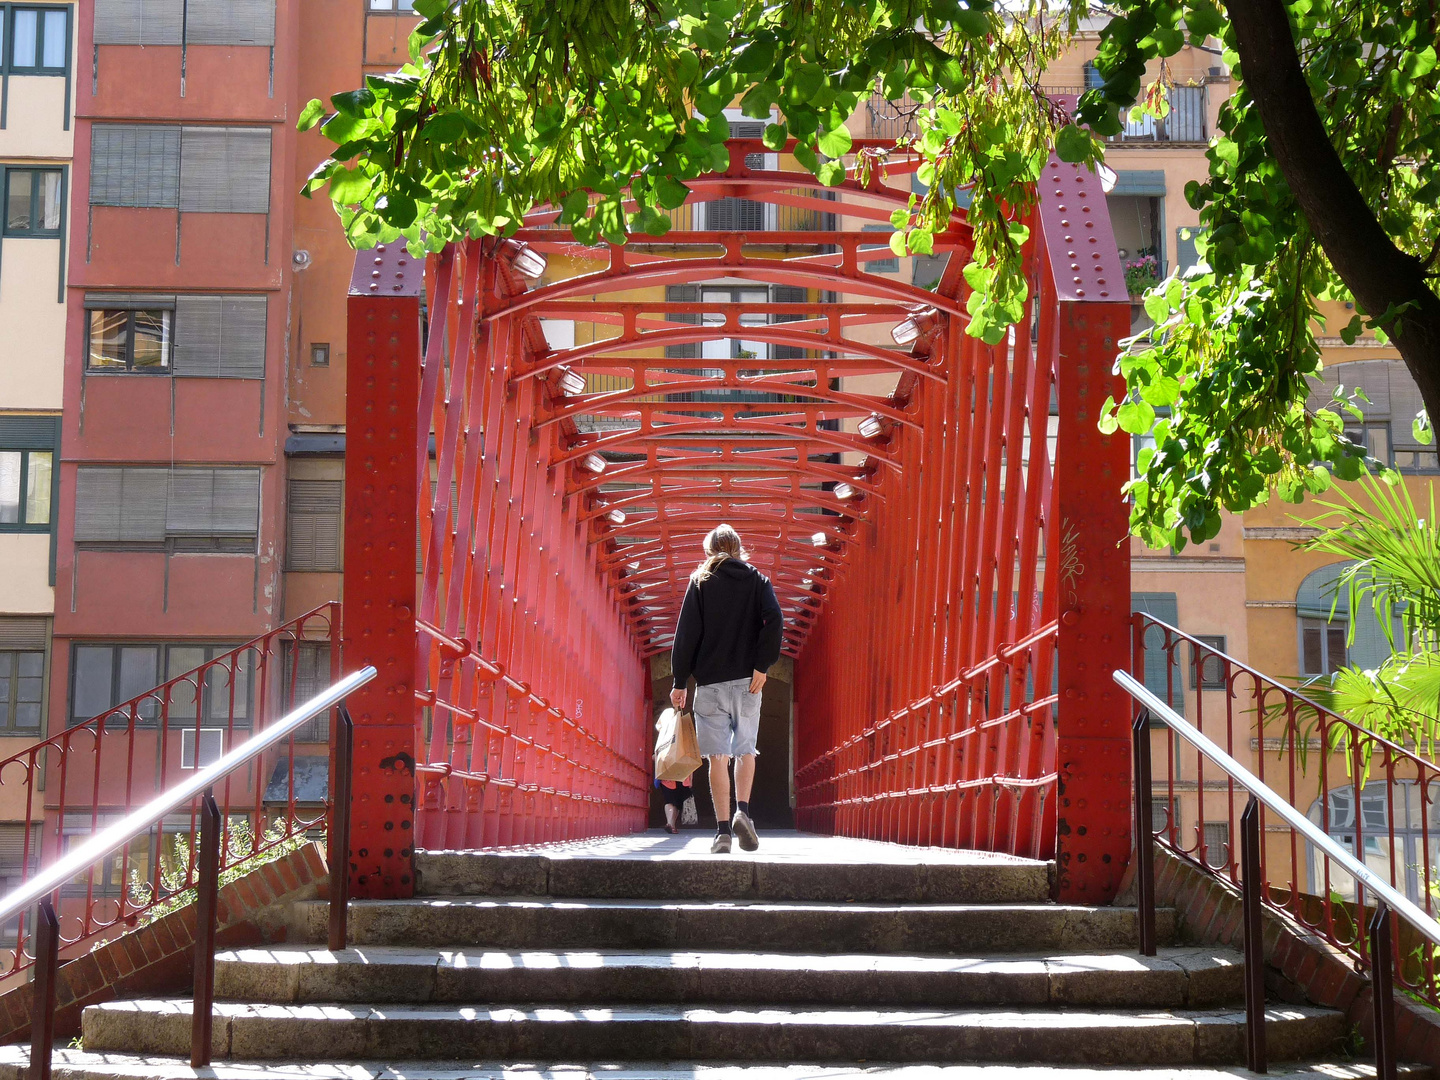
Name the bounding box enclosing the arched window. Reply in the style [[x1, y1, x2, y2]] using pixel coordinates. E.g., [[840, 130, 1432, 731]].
[[1296, 562, 1396, 677], [1307, 780, 1438, 904]]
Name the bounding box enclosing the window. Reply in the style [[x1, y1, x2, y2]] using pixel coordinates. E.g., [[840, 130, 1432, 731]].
[[74, 466, 260, 550], [1132, 592, 1183, 716], [93, 0, 182, 45], [1202, 821, 1229, 869], [1190, 635, 1227, 690], [180, 727, 224, 769], [84, 294, 267, 378], [4, 168, 62, 236], [0, 823, 41, 942], [861, 224, 900, 274], [1151, 796, 1174, 835], [1394, 447, 1440, 473], [94, 0, 272, 46], [89, 125, 270, 214], [286, 480, 342, 571], [282, 641, 331, 742], [1083, 61, 1103, 91], [368, 0, 415, 8], [0, 650, 43, 732], [6, 6, 69, 73], [86, 308, 171, 372], [1297, 562, 1396, 677], [1309, 781, 1439, 903], [1343, 422, 1391, 467], [310, 343, 330, 367], [70, 642, 250, 727], [0, 449, 52, 531]]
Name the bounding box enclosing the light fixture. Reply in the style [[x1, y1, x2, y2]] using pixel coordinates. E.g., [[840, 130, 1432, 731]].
[[607, 509, 626, 525], [1096, 162, 1118, 193], [801, 577, 813, 586], [504, 240, 548, 279], [558, 367, 586, 396], [811, 531, 828, 545], [581, 452, 607, 474], [857, 415, 884, 439], [833, 482, 856, 500], [890, 305, 938, 346]]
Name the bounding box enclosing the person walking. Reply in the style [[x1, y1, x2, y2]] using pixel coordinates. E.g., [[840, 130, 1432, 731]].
[[670, 524, 783, 854]]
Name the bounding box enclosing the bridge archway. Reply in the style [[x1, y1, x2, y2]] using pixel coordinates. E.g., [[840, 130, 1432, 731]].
[[340, 138, 1134, 903]]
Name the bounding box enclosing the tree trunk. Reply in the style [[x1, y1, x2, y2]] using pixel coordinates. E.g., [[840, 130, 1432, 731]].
[[1225, 0, 1440, 429]]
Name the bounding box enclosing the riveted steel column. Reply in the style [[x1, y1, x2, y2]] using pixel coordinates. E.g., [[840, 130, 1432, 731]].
[[1039, 155, 1133, 904], [344, 243, 422, 899]]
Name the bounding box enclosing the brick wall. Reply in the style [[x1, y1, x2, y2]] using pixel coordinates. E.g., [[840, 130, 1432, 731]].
[[0, 841, 328, 1044], [1138, 844, 1440, 1068]]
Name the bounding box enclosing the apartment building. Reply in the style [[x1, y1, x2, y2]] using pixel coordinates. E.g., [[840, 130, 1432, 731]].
[[0, 1, 75, 892], [0, 0, 425, 911]]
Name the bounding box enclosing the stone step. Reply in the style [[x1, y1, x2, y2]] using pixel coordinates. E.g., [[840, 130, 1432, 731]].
[[415, 848, 1052, 903], [1, 1046, 1426, 1080], [81, 999, 1346, 1065], [295, 898, 1174, 953], [215, 945, 1240, 1009]]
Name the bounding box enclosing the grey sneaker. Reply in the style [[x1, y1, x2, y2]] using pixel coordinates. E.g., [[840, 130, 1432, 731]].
[[711, 832, 732, 854], [732, 810, 759, 851]]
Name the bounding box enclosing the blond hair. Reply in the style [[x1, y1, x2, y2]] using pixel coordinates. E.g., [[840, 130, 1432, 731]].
[[691, 523, 748, 584]]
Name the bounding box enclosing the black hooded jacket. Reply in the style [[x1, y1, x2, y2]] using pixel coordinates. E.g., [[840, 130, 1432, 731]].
[[671, 558, 784, 689]]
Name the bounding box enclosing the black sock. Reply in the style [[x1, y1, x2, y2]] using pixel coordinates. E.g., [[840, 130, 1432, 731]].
[[737, 800, 750, 817], [717, 822, 732, 836]]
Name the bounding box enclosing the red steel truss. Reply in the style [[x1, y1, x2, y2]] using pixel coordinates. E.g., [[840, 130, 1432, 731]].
[[343, 139, 1133, 901]]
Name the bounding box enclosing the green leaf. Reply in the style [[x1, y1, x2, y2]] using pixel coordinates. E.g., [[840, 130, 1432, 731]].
[[816, 160, 847, 186], [297, 98, 327, 132], [1055, 124, 1093, 163], [817, 124, 853, 158], [654, 176, 691, 210], [330, 89, 376, 117], [762, 122, 788, 150]]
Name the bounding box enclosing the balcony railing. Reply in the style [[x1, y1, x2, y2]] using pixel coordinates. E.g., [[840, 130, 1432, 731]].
[[1041, 84, 1209, 144]]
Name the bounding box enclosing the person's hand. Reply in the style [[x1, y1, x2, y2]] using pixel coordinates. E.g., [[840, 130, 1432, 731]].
[[748, 669, 767, 695], [670, 687, 687, 709]]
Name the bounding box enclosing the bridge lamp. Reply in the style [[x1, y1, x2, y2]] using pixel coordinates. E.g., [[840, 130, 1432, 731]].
[[504, 240, 548, 279], [1096, 163, 1118, 193], [833, 482, 858, 501], [857, 415, 884, 439], [890, 305, 938, 346], [581, 452, 607, 474], [607, 508, 627, 525], [558, 367, 587, 396], [810, 531, 828, 546]]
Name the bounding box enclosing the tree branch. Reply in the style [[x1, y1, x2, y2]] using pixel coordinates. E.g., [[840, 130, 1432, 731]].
[[1225, 0, 1440, 423]]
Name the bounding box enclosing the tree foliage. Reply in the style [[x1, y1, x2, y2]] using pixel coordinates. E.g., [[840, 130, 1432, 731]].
[[300, 0, 1095, 344], [1087, 0, 1440, 549]]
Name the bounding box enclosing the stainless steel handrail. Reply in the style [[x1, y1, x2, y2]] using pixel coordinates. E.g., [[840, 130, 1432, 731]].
[[1114, 668, 1440, 945], [0, 665, 376, 930]]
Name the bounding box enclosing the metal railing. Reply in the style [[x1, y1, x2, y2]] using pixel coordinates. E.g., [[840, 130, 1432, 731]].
[[0, 604, 342, 985], [12, 665, 373, 1079], [1117, 650, 1440, 1077], [1040, 84, 1208, 143]]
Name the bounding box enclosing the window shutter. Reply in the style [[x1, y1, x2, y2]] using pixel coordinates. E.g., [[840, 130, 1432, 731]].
[[1176, 227, 1200, 274], [1131, 592, 1183, 716], [93, 0, 184, 44], [0, 416, 57, 450], [0, 618, 47, 650], [167, 469, 260, 537], [287, 480, 342, 571], [183, 0, 275, 46], [180, 129, 271, 214], [664, 285, 702, 360], [0, 825, 39, 876], [1297, 562, 1396, 670], [1390, 362, 1430, 449], [75, 467, 167, 542], [771, 285, 807, 359], [90, 125, 180, 209], [83, 293, 177, 311], [174, 295, 267, 378], [1310, 359, 1393, 420]]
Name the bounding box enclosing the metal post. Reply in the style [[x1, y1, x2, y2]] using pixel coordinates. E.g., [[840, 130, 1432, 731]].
[[1241, 795, 1267, 1074], [1132, 710, 1156, 957], [29, 900, 58, 1080], [328, 706, 355, 952], [190, 793, 221, 1068], [1368, 902, 1397, 1080]]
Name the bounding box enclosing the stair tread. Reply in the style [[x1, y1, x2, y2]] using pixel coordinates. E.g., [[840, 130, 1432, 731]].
[[217, 944, 1238, 973], [89, 998, 1338, 1024], [0, 1047, 1421, 1080], [310, 897, 1155, 913]]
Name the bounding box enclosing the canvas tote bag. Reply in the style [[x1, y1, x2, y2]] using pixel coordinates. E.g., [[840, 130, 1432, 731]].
[[654, 706, 702, 782]]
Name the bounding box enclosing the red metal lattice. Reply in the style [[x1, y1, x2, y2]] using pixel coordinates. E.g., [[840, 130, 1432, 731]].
[[345, 141, 1133, 897]]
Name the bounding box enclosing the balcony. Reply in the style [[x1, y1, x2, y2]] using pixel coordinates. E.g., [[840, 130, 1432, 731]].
[[1039, 84, 1209, 145]]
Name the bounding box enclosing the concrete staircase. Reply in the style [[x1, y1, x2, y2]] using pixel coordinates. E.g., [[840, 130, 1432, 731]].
[[1, 833, 1415, 1079]]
